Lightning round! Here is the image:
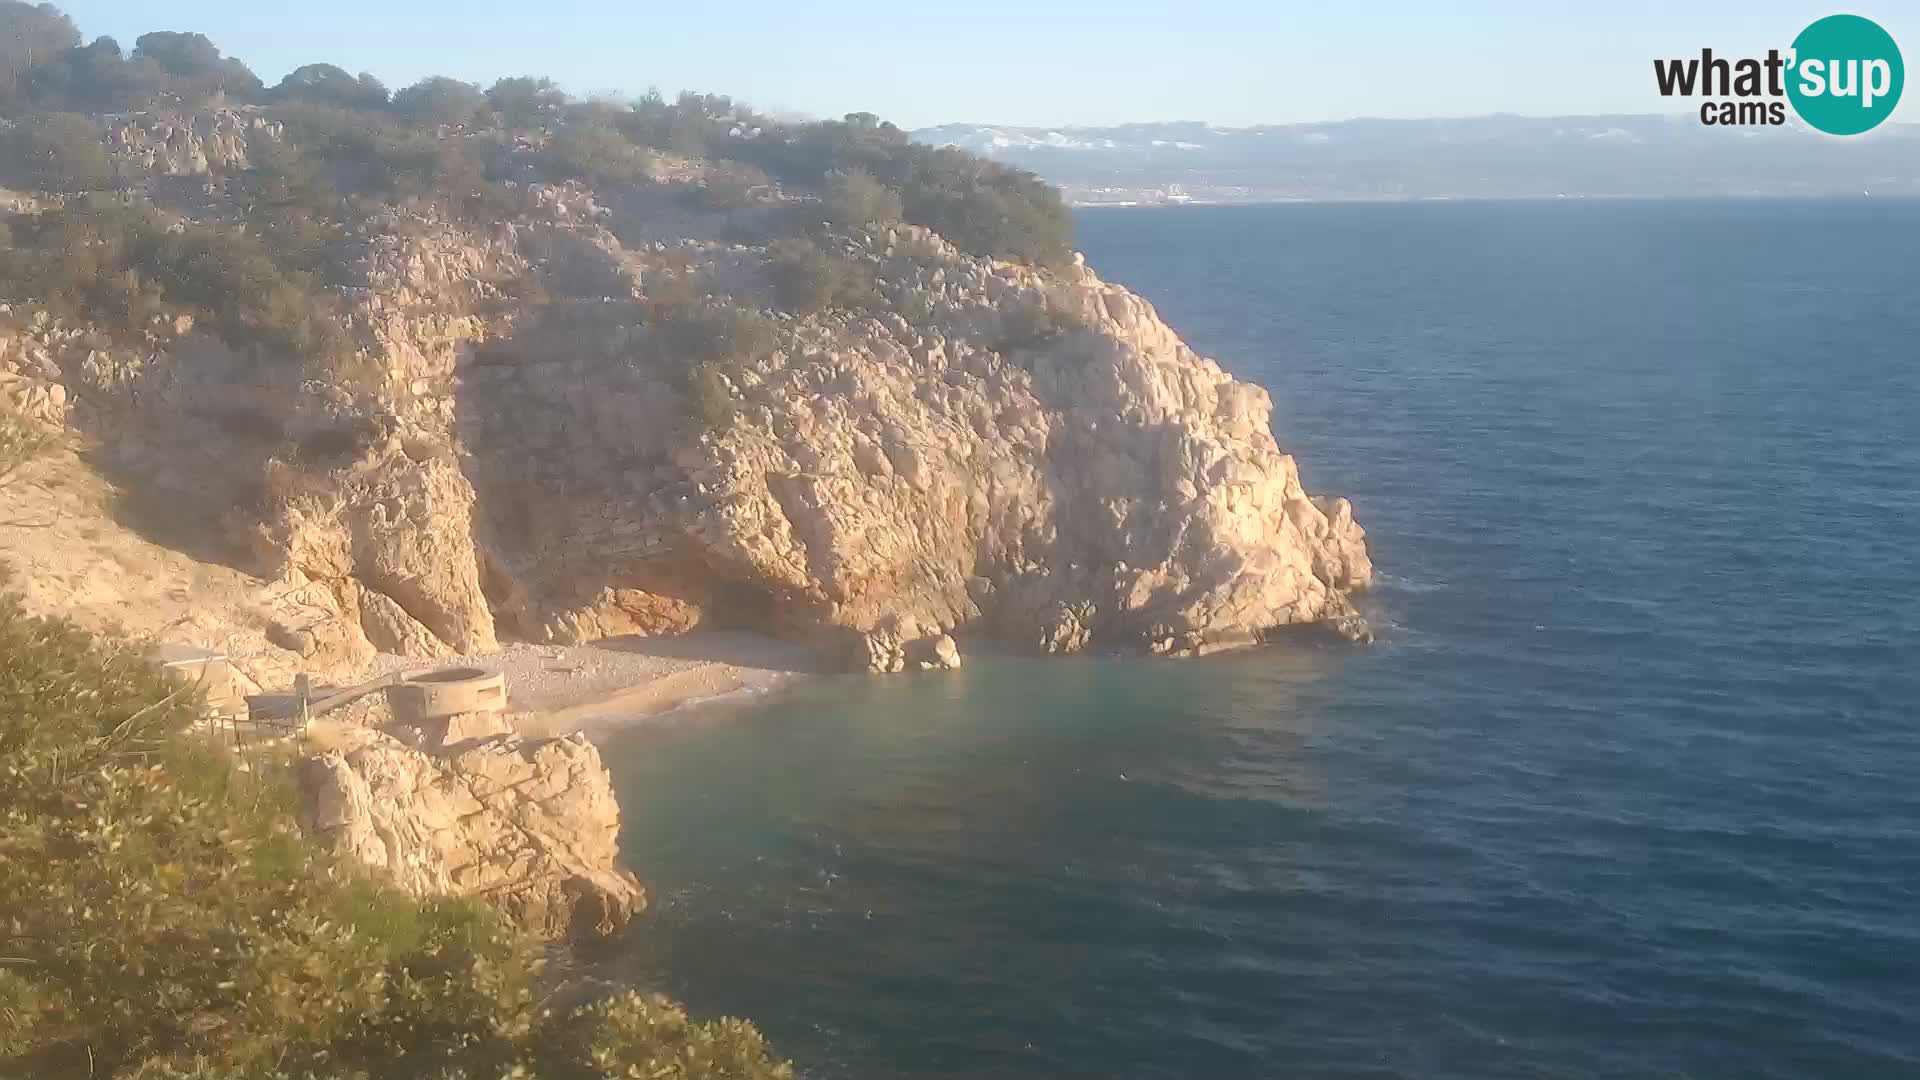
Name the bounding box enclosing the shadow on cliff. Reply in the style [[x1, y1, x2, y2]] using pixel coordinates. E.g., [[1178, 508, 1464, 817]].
[[449, 296, 723, 645], [77, 332, 381, 578]]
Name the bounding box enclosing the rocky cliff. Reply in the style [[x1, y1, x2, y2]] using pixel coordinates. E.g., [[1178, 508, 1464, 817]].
[[0, 113, 1371, 678]]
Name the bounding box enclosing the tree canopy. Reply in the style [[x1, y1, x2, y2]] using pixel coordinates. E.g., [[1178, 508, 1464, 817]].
[[273, 63, 389, 109], [486, 75, 565, 128], [0, 595, 795, 1080], [131, 30, 263, 100], [391, 75, 487, 127], [0, 0, 81, 106]]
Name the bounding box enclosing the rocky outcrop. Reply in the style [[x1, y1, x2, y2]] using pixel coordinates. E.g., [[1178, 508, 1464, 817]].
[[3, 113, 1371, 672], [106, 108, 278, 176], [299, 730, 645, 939], [358, 586, 456, 659], [432, 226, 1372, 662], [856, 616, 964, 674], [663, 249, 1373, 658]]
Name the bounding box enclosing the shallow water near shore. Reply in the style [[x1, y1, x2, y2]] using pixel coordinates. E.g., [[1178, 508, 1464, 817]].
[[597, 199, 1920, 1079]]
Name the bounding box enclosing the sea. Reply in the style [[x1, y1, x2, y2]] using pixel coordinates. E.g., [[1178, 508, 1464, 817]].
[[593, 199, 1920, 1080]]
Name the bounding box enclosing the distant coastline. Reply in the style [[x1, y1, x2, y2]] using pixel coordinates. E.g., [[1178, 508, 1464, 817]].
[[917, 114, 1920, 208], [1068, 190, 1908, 209]]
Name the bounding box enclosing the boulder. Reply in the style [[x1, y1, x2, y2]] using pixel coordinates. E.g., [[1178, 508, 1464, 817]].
[[299, 731, 645, 940], [359, 587, 455, 659]]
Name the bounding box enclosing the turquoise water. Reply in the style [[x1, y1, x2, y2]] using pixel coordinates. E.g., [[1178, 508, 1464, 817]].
[[598, 200, 1920, 1079]]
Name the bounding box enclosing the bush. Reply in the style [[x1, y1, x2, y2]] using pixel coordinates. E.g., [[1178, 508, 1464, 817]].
[[0, 597, 793, 1079], [685, 360, 737, 433], [0, 407, 49, 493], [546, 111, 653, 187], [243, 136, 342, 275], [0, 204, 354, 373], [266, 102, 513, 223], [766, 236, 876, 314], [821, 169, 901, 229], [737, 114, 1074, 269], [699, 159, 770, 209], [5, 111, 116, 191], [996, 287, 1094, 352]]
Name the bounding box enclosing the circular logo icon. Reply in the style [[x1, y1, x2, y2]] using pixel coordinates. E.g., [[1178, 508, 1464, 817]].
[[1786, 14, 1904, 135]]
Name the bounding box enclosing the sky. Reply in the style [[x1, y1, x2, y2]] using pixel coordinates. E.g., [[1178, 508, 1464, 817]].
[[51, 0, 1920, 129]]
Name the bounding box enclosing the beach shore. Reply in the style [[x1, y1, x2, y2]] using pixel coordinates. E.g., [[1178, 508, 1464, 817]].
[[362, 630, 824, 739]]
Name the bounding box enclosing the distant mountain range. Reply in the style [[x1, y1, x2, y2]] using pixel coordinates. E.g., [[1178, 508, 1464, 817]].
[[910, 115, 1920, 205]]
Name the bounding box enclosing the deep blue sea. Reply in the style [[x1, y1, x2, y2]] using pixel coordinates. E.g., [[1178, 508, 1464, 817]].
[[598, 200, 1920, 1080]]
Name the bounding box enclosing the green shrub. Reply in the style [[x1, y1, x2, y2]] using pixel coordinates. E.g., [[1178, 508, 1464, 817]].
[[0, 408, 49, 493], [820, 169, 901, 229], [546, 112, 653, 187], [891, 285, 932, 323], [996, 287, 1094, 352], [699, 159, 770, 209], [0, 204, 355, 373], [5, 111, 116, 191], [660, 302, 779, 366], [243, 136, 343, 276], [259, 102, 514, 223], [530, 993, 790, 1079], [0, 597, 792, 1079], [685, 360, 737, 433], [766, 235, 876, 314], [736, 115, 1074, 269]]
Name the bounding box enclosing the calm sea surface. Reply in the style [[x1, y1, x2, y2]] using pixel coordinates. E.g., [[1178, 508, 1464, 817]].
[[596, 200, 1920, 1080]]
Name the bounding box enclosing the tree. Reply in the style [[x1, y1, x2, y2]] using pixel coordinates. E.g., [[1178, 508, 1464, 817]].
[[487, 75, 565, 128], [0, 0, 79, 109], [28, 34, 162, 113], [391, 75, 487, 128], [131, 30, 263, 101], [273, 62, 388, 109]]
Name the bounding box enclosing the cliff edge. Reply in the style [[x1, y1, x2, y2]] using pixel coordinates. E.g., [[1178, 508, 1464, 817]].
[[0, 107, 1370, 677]]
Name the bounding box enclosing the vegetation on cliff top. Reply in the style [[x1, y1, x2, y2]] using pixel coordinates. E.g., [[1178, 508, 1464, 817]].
[[0, 591, 792, 1079], [0, 0, 1074, 262], [0, 0, 1074, 405]]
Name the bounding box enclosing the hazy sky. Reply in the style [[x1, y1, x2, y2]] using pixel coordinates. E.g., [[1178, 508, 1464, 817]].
[[52, 0, 1920, 129]]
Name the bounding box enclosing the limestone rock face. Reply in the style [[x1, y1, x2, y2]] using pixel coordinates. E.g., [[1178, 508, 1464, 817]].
[[434, 227, 1370, 661], [358, 586, 456, 659], [106, 109, 278, 175], [635, 244, 1374, 658], [268, 453, 498, 656], [299, 731, 645, 939], [4, 124, 1371, 673]]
